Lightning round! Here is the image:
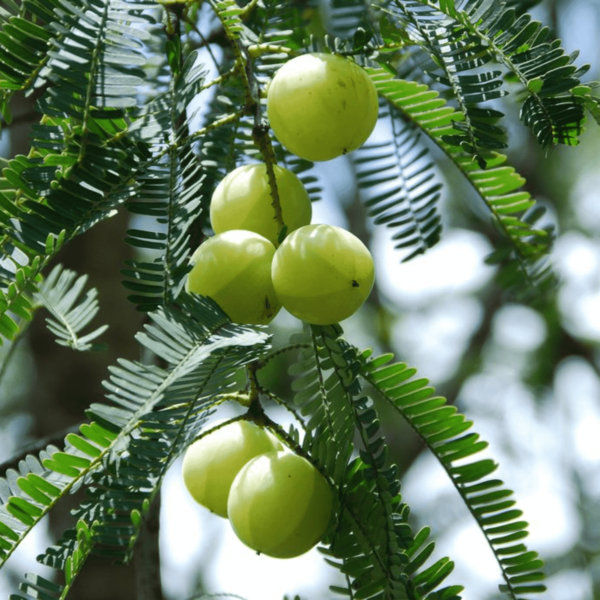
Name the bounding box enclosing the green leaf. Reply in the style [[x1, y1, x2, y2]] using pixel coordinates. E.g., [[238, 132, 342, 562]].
[[35, 265, 108, 352], [369, 68, 554, 295], [362, 352, 546, 600]]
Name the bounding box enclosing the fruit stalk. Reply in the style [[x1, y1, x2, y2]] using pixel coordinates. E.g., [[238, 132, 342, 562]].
[[244, 364, 303, 439], [242, 41, 286, 241], [209, 0, 286, 240], [251, 125, 285, 240], [249, 399, 330, 486]]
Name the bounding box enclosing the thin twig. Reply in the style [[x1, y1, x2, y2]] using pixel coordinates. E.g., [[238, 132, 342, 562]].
[[252, 123, 285, 238], [256, 342, 311, 369], [208, 0, 286, 240], [189, 109, 245, 143], [255, 384, 307, 428], [184, 14, 223, 73]]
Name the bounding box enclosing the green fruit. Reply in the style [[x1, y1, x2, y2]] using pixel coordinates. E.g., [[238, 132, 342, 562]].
[[210, 163, 312, 246], [271, 224, 375, 325], [186, 230, 281, 325], [267, 53, 379, 162], [182, 421, 282, 518], [228, 451, 332, 558]]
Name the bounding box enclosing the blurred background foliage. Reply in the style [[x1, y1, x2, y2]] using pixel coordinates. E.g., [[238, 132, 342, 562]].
[[0, 0, 599, 599]]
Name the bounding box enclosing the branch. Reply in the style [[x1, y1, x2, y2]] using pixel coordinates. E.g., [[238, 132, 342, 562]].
[[134, 493, 163, 600], [208, 0, 286, 240]]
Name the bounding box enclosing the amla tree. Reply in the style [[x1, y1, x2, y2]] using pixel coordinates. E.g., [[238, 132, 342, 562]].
[[0, 0, 598, 598]]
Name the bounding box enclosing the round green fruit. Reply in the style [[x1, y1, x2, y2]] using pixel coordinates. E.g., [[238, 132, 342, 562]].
[[267, 53, 379, 162], [271, 224, 375, 325], [182, 421, 282, 518], [228, 451, 332, 558], [210, 163, 312, 246], [186, 230, 281, 325]]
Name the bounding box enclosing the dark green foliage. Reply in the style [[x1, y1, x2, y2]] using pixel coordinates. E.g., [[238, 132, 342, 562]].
[[388, 1, 509, 160], [370, 69, 554, 290], [353, 106, 442, 261], [0, 0, 60, 118], [122, 50, 208, 310], [287, 325, 463, 599], [289, 326, 356, 483], [317, 0, 580, 279], [387, 0, 588, 153], [0, 0, 153, 345]]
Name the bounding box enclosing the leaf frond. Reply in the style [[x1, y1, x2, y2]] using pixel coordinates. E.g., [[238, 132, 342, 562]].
[[287, 326, 461, 599], [388, 1, 507, 162], [387, 0, 587, 150], [37, 0, 151, 125], [361, 350, 546, 600], [0, 295, 269, 585], [288, 325, 355, 482], [369, 69, 554, 293], [353, 104, 443, 261], [35, 264, 108, 351], [123, 50, 209, 311], [0, 0, 59, 112], [0, 0, 154, 342], [0, 130, 141, 344]]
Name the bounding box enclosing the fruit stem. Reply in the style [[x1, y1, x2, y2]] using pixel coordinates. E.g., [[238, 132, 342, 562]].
[[245, 361, 262, 408], [254, 384, 307, 429], [242, 368, 273, 429], [209, 0, 287, 241], [208, 1, 255, 111], [242, 45, 286, 241], [246, 360, 308, 428], [252, 125, 286, 241], [244, 363, 332, 486]]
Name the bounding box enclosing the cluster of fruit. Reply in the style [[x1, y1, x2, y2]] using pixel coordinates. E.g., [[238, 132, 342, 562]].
[[182, 52, 380, 558], [185, 52, 380, 326], [182, 420, 333, 558]]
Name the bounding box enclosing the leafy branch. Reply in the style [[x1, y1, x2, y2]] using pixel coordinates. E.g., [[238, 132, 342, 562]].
[[369, 68, 553, 292], [361, 351, 546, 600], [209, 0, 286, 240], [5, 295, 270, 595]]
